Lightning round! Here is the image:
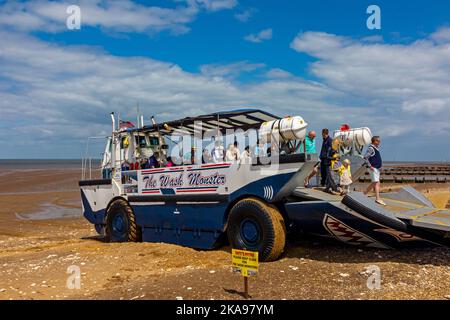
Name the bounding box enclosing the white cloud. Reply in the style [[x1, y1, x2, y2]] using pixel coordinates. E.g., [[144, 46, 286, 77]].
[[430, 26, 450, 43], [234, 8, 256, 22], [266, 68, 293, 79], [0, 28, 449, 160], [290, 30, 450, 140], [244, 28, 272, 43], [360, 35, 384, 43], [402, 99, 450, 115], [0, 0, 236, 34], [0, 30, 337, 157], [290, 31, 348, 58], [195, 0, 237, 12], [200, 61, 265, 78]]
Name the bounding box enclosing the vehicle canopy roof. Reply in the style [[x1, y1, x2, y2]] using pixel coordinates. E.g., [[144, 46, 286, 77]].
[[124, 108, 280, 136]]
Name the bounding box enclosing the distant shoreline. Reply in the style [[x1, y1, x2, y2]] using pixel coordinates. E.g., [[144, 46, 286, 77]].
[[0, 159, 448, 171], [1, 159, 448, 164]]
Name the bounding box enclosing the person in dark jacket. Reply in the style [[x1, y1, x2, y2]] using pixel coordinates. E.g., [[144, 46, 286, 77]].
[[147, 152, 160, 168], [363, 136, 385, 205], [324, 138, 340, 193], [319, 128, 332, 186]]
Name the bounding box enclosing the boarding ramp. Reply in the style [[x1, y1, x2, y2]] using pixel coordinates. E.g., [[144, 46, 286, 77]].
[[343, 191, 450, 246], [290, 186, 449, 246]]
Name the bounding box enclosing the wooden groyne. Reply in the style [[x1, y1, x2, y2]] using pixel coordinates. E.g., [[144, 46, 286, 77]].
[[358, 163, 450, 183]]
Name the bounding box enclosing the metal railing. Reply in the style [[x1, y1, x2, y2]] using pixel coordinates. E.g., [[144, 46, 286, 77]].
[[81, 136, 108, 180]]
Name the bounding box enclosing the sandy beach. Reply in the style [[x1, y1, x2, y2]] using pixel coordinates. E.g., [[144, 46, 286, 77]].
[[0, 167, 448, 300]]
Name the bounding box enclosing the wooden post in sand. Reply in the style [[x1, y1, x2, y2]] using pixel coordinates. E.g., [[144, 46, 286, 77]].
[[244, 276, 249, 299], [231, 249, 258, 299]]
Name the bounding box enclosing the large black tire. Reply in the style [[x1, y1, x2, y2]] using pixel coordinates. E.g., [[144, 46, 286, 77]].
[[105, 199, 140, 242], [227, 198, 286, 262]]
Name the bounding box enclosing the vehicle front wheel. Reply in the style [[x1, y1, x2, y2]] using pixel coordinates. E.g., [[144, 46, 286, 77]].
[[227, 198, 286, 262], [105, 199, 140, 242]]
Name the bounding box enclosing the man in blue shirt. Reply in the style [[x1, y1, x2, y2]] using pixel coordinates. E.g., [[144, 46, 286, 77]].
[[299, 130, 317, 154], [363, 136, 385, 206]]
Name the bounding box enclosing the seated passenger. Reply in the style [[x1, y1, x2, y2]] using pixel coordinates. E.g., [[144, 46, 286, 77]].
[[240, 146, 252, 164], [190, 147, 197, 165], [171, 156, 181, 166], [166, 156, 174, 167], [254, 142, 265, 157], [233, 141, 241, 160], [130, 160, 140, 170], [140, 158, 148, 169], [147, 152, 160, 168], [212, 141, 225, 163], [226, 144, 237, 162], [121, 161, 130, 171], [202, 149, 213, 164], [183, 147, 198, 165]]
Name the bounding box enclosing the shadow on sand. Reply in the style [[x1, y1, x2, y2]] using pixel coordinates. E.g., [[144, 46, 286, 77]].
[[283, 238, 450, 266], [81, 234, 449, 267], [222, 288, 251, 299], [81, 235, 106, 242]]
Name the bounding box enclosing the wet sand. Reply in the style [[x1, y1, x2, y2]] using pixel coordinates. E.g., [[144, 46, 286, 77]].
[[0, 168, 448, 300]]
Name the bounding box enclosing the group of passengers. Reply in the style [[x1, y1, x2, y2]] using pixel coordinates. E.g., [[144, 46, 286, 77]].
[[302, 128, 354, 195], [199, 141, 253, 164], [302, 128, 384, 203], [204, 141, 252, 163], [120, 129, 384, 202], [121, 140, 256, 172], [121, 152, 175, 171]]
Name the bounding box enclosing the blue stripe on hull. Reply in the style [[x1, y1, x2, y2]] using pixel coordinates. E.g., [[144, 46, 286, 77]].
[[229, 172, 295, 203]]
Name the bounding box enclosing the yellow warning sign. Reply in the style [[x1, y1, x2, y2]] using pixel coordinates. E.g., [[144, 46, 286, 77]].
[[232, 249, 259, 277]]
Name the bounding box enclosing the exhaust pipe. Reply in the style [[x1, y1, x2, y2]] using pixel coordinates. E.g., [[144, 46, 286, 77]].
[[110, 112, 116, 132]]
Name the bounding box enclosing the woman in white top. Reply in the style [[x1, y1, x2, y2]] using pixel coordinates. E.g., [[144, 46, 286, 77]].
[[225, 144, 236, 162]]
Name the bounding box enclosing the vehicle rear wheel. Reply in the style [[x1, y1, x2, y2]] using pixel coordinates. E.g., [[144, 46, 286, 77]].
[[105, 199, 140, 242], [227, 198, 286, 262]]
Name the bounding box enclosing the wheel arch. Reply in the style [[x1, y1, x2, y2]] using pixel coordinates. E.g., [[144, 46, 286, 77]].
[[223, 195, 262, 231]]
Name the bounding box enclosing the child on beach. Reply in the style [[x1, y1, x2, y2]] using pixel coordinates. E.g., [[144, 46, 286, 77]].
[[338, 159, 352, 195]]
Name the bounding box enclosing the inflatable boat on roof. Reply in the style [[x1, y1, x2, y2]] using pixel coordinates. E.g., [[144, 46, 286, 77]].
[[79, 109, 449, 261]]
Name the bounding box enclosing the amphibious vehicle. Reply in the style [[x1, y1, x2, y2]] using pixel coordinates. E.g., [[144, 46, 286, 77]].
[[79, 109, 449, 261]]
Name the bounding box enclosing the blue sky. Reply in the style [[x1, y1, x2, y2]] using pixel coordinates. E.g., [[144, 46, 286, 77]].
[[0, 0, 449, 160], [34, 1, 450, 75]]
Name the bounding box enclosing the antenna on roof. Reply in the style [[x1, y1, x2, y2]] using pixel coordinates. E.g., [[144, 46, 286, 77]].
[[136, 102, 140, 128]]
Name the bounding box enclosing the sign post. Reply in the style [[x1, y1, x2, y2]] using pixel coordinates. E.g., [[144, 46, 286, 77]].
[[231, 249, 259, 299]]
